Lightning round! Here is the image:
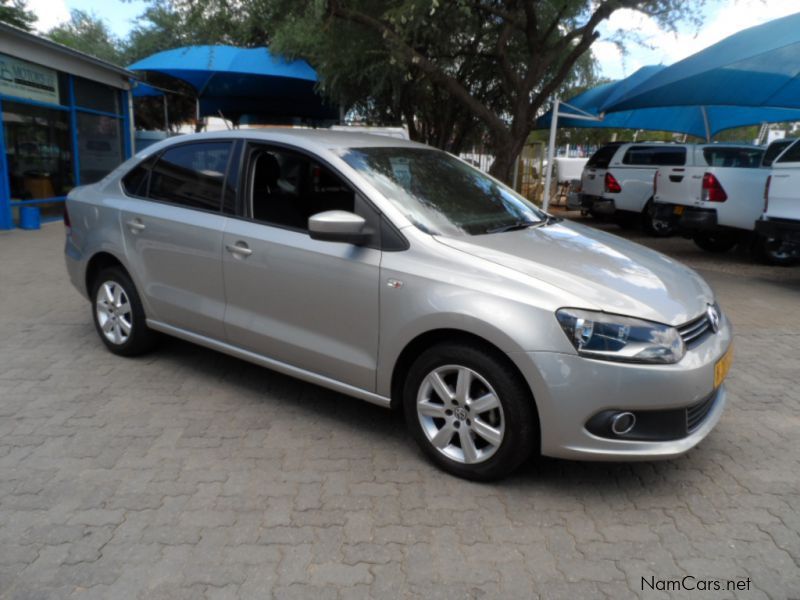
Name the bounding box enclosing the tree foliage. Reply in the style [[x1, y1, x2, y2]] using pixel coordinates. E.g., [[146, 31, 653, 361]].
[[48, 10, 123, 64], [0, 0, 36, 31]]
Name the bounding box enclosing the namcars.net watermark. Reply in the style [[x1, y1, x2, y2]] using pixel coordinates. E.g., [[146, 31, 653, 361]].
[[642, 575, 752, 593]]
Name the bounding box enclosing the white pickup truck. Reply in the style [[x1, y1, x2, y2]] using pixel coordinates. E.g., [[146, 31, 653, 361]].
[[756, 138, 800, 252], [577, 142, 688, 236], [652, 141, 797, 264]]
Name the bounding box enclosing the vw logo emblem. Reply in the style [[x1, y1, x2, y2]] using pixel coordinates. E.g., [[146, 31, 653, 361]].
[[707, 305, 720, 333]]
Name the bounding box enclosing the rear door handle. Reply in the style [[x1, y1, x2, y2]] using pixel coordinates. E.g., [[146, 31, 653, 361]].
[[226, 242, 253, 257], [126, 218, 146, 232]]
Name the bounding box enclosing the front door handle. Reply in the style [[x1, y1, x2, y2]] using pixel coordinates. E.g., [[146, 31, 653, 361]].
[[225, 242, 253, 257], [126, 218, 146, 232]]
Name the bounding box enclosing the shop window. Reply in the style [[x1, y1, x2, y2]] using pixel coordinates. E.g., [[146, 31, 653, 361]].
[[2, 101, 73, 200], [77, 113, 124, 184], [74, 77, 119, 114]]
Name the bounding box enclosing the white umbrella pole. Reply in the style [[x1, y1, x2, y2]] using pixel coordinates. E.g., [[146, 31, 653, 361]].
[[701, 106, 711, 142], [542, 98, 559, 211]]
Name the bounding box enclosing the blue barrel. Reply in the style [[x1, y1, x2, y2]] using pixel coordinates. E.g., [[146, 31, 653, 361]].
[[19, 206, 41, 230]]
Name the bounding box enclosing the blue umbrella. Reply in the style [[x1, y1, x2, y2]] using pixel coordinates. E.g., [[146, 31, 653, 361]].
[[537, 66, 800, 139], [129, 45, 338, 122], [601, 12, 800, 112]]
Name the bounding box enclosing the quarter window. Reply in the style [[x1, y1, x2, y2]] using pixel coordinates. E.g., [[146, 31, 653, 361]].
[[149, 142, 232, 211]]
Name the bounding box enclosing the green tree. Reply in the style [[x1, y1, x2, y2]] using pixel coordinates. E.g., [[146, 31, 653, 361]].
[[0, 0, 36, 31], [263, 0, 703, 181], [47, 10, 122, 64]]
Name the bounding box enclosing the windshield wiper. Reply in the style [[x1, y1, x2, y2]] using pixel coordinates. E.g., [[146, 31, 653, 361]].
[[486, 220, 540, 234]]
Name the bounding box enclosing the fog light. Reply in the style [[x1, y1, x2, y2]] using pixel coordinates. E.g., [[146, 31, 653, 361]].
[[610, 412, 636, 435]]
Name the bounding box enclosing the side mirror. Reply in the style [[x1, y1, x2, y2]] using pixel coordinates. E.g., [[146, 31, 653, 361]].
[[308, 210, 370, 245]]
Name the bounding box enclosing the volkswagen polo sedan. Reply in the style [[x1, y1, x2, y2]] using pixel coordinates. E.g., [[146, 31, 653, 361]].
[[64, 130, 732, 480]]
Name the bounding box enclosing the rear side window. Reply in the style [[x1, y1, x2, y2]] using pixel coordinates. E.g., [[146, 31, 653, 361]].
[[762, 140, 794, 167], [149, 142, 232, 210], [702, 147, 764, 168], [622, 146, 686, 166], [586, 144, 620, 169], [775, 139, 800, 164]]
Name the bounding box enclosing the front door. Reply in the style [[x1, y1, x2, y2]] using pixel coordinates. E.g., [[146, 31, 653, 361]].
[[222, 144, 381, 391]]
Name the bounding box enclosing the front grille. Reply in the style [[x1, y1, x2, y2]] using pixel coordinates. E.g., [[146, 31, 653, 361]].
[[686, 392, 717, 433], [678, 312, 712, 346]]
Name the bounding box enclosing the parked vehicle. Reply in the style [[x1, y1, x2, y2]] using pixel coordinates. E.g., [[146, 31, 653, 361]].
[[652, 141, 797, 265], [756, 138, 800, 252], [64, 130, 732, 481], [577, 142, 687, 236]]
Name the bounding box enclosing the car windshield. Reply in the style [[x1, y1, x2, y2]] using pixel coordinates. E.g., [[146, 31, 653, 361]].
[[338, 147, 545, 236]]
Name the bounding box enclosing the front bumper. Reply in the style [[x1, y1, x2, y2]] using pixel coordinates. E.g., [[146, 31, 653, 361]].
[[755, 218, 800, 244], [511, 315, 732, 461], [653, 203, 717, 231]]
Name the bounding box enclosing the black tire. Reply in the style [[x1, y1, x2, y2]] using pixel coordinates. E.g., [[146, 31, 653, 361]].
[[642, 200, 675, 237], [90, 266, 158, 356], [752, 235, 799, 266], [692, 232, 738, 253], [402, 342, 538, 481]]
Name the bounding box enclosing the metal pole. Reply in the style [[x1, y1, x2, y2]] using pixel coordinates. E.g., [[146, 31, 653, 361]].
[[163, 95, 169, 133], [542, 98, 559, 211], [701, 106, 711, 143]]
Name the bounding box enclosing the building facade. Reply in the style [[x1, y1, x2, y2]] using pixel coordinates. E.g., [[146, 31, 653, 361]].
[[0, 23, 134, 229]]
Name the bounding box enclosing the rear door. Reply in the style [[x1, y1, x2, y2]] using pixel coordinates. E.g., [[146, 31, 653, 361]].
[[580, 143, 620, 198], [768, 140, 800, 220], [221, 142, 381, 391], [119, 140, 236, 339]]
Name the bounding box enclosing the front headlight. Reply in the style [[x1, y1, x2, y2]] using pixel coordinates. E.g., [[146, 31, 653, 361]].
[[556, 308, 685, 364]]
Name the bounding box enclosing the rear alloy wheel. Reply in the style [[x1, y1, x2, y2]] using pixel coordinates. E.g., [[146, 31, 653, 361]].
[[753, 235, 799, 266], [403, 343, 537, 481], [642, 200, 674, 237], [692, 232, 738, 253], [91, 267, 157, 356]]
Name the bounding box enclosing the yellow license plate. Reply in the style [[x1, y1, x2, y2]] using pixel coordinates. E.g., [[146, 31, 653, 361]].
[[714, 345, 733, 388], [673, 205, 685, 215]]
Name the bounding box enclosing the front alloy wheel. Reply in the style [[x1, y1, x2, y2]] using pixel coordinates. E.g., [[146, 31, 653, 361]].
[[416, 365, 505, 465], [404, 343, 537, 481]]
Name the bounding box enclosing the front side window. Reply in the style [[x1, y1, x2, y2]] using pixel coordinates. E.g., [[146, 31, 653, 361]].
[[149, 142, 232, 211], [248, 146, 355, 230], [339, 147, 545, 236]]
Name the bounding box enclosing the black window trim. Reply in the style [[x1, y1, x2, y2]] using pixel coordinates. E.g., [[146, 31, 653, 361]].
[[235, 139, 409, 252], [119, 139, 237, 216]]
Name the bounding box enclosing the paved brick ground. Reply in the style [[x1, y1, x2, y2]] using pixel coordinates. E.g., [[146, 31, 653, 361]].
[[0, 220, 798, 599]]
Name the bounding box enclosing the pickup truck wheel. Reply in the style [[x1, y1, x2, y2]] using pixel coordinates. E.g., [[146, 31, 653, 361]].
[[403, 343, 537, 481], [692, 232, 738, 253], [91, 267, 158, 356], [753, 236, 799, 266], [642, 200, 674, 237]]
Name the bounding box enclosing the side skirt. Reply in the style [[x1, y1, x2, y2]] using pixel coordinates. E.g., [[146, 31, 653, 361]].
[[146, 319, 392, 409]]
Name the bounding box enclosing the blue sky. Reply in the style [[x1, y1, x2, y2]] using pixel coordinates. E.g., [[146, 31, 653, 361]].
[[27, 0, 800, 79]]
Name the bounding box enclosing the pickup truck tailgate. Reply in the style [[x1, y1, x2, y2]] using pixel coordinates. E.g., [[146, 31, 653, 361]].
[[767, 168, 800, 220]]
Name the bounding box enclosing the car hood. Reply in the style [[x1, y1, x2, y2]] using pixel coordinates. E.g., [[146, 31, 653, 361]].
[[434, 220, 713, 325]]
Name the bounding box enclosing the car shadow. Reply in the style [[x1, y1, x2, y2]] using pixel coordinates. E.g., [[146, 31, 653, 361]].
[[145, 334, 695, 490]]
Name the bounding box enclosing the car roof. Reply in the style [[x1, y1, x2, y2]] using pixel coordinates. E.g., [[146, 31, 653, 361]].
[[143, 128, 429, 155]]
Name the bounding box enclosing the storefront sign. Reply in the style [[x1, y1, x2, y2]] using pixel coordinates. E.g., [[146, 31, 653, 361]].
[[0, 53, 59, 105]]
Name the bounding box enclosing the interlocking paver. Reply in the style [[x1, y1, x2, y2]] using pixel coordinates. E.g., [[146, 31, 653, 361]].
[[1, 221, 799, 598]]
